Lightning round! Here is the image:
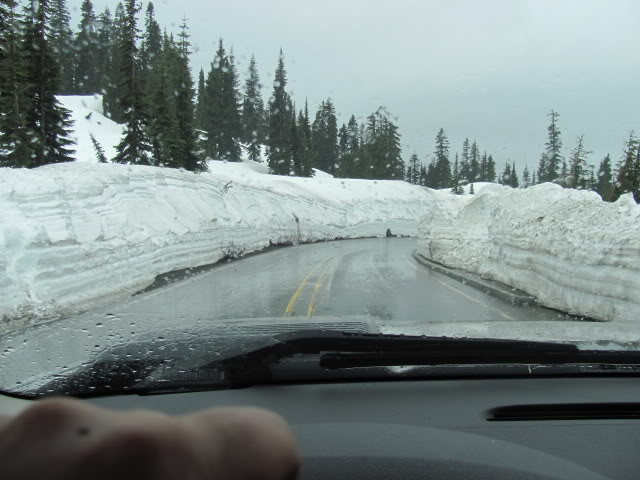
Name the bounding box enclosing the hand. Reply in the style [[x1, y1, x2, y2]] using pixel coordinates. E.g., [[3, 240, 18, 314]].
[[0, 398, 299, 480]]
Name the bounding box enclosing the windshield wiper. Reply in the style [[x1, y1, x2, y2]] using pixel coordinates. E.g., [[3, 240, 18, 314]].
[[42, 330, 640, 397], [190, 330, 640, 387]]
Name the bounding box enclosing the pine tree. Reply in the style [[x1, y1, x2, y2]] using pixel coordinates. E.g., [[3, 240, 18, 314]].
[[433, 128, 451, 188], [48, 0, 74, 93], [103, 2, 125, 121], [614, 131, 639, 202], [567, 135, 591, 189], [486, 154, 496, 182], [300, 100, 313, 176], [595, 154, 613, 200], [195, 68, 206, 129], [522, 165, 530, 188], [139, 1, 161, 89], [22, 0, 75, 166], [479, 150, 488, 181], [361, 108, 403, 180], [0, 0, 34, 166], [94, 7, 112, 95], [202, 39, 242, 161], [408, 153, 420, 184], [469, 183, 475, 194], [267, 50, 292, 174], [147, 37, 180, 167], [510, 163, 519, 188], [537, 152, 548, 183], [173, 17, 203, 172], [531, 170, 537, 186], [113, 0, 152, 165], [460, 138, 470, 184], [450, 154, 463, 194], [311, 99, 338, 174], [74, 0, 99, 94], [544, 109, 563, 183], [500, 161, 512, 186], [469, 140, 480, 182], [89, 133, 108, 163], [242, 54, 265, 161]]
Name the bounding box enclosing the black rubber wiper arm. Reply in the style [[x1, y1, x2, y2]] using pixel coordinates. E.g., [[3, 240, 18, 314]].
[[210, 330, 640, 374]]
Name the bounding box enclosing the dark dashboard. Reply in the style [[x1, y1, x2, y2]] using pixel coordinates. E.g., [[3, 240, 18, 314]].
[[81, 376, 640, 479]]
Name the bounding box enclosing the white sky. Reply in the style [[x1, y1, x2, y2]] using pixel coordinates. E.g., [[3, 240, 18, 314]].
[[70, 0, 640, 172]]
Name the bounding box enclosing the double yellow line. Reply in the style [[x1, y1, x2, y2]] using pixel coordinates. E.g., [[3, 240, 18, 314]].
[[284, 258, 334, 318]]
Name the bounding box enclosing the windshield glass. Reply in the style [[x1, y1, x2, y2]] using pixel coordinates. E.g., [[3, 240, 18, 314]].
[[1, 0, 639, 397]]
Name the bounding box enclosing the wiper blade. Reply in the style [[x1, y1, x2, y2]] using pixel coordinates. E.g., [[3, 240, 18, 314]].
[[204, 330, 640, 381]]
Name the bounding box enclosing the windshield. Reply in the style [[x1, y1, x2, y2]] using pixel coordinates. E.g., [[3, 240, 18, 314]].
[[0, 0, 638, 397]]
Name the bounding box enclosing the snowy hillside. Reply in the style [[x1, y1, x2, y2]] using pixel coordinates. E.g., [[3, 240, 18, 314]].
[[417, 183, 640, 322], [58, 95, 124, 163]]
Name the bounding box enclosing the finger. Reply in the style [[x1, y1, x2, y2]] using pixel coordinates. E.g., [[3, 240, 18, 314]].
[[185, 407, 300, 480]]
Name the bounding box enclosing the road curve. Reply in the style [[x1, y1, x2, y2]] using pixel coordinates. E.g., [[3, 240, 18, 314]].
[[91, 237, 566, 325]]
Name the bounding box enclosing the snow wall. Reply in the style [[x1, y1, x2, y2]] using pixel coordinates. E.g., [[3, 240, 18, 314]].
[[0, 162, 437, 325], [417, 183, 640, 322]]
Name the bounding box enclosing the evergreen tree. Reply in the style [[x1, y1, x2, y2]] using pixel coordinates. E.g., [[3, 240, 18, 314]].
[[173, 18, 203, 171], [21, 0, 75, 166], [74, 0, 99, 94], [242, 54, 265, 161], [337, 114, 359, 178], [543, 109, 563, 182], [147, 37, 180, 167], [361, 108, 403, 179], [290, 110, 303, 176], [195, 68, 205, 129], [0, 0, 34, 166], [510, 163, 519, 188], [103, 2, 125, 121], [311, 99, 338, 174], [300, 100, 313, 176], [500, 161, 512, 186], [460, 138, 470, 184], [537, 152, 548, 183], [595, 154, 613, 200], [450, 154, 463, 194], [48, 0, 74, 93], [486, 154, 496, 182], [469, 183, 475, 194], [433, 128, 451, 188], [531, 170, 537, 186], [139, 2, 161, 86], [469, 140, 480, 182], [479, 150, 488, 181], [113, 0, 152, 165], [567, 135, 591, 189], [407, 153, 420, 184], [614, 131, 639, 202], [522, 165, 530, 188], [267, 50, 292, 174], [202, 39, 242, 161], [89, 133, 107, 163], [94, 7, 112, 95]]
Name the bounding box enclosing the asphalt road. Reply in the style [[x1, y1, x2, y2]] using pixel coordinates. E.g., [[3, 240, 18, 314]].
[[93, 237, 565, 325], [0, 238, 580, 393]]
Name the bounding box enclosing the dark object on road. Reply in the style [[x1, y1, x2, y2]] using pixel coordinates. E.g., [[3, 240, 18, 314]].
[[386, 229, 396, 238]]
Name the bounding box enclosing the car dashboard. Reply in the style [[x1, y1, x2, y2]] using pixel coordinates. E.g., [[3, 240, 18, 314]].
[[32, 376, 635, 479]]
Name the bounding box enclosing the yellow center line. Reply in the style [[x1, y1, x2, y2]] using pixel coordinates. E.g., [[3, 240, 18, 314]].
[[283, 258, 332, 317], [307, 262, 335, 317]]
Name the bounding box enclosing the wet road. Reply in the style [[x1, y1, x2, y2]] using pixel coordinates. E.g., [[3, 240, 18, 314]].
[[88, 237, 563, 325], [0, 238, 576, 392]]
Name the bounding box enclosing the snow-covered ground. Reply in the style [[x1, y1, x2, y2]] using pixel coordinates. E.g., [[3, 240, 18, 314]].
[[417, 183, 640, 322]]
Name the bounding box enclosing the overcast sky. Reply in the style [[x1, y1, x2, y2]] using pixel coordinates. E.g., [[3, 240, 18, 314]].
[[70, 0, 639, 172]]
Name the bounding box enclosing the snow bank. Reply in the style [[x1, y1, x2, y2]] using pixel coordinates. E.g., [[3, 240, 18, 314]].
[[0, 162, 437, 326], [417, 183, 640, 322]]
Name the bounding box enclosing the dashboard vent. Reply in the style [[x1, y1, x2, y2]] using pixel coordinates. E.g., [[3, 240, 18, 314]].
[[487, 403, 640, 421]]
